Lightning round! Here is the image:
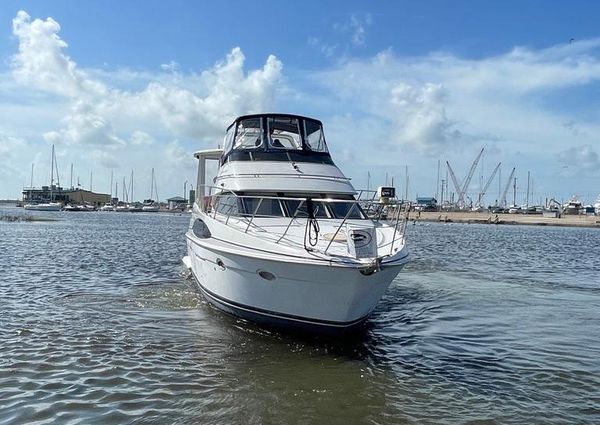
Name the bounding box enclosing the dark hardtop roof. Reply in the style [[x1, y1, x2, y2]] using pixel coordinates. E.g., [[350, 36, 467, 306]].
[[227, 113, 323, 131]]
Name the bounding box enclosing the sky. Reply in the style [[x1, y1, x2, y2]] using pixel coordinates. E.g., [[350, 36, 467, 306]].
[[1, 0, 600, 204]]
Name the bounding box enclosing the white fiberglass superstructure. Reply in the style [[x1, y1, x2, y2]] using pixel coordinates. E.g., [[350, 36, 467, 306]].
[[183, 114, 410, 334]]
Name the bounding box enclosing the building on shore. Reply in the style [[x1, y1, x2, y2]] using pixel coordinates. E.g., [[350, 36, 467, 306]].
[[22, 185, 111, 206], [167, 196, 187, 210]]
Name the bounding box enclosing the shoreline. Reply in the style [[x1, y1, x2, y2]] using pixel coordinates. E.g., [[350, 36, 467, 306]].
[[413, 211, 600, 229]]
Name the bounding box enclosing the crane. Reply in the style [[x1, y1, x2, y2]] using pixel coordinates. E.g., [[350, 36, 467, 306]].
[[446, 148, 485, 209], [446, 161, 462, 206], [476, 162, 501, 207], [500, 167, 516, 207]]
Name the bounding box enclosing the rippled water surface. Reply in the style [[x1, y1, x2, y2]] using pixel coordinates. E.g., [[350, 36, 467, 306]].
[[1, 205, 599, 424]]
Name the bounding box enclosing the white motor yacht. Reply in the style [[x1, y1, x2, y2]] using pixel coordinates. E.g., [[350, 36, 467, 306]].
[[182, 114, 410, 334], [563, 197, 582, 215]]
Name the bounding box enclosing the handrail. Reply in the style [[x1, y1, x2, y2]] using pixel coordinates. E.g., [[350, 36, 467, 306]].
[[197, 184, 410, 258]]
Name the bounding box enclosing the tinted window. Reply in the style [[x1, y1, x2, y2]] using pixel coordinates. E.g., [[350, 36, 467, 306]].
[[242, 198, 284, 217], [329, 202, 364, 219], [283, 200, 329, 218]]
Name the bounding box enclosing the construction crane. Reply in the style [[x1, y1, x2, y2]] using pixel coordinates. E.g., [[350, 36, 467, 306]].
[[446, 148, 485, 209], [500, 167, 516, 207], [476, 162, 501, 207]]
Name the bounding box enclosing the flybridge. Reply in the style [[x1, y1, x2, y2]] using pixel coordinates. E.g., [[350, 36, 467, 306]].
[[219, 114, 334, 165]]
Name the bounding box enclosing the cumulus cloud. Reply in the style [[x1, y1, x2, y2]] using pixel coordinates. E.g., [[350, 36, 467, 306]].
[[43, 101, 126, 146], [307, 40, 600, 155], [558, 144, 600, 172], [10, 11, 283, 149], [389, 82, 459, 150], [11, 11, 106, 97]]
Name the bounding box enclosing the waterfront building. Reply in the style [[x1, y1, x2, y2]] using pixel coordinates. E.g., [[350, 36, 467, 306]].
[[22, 185, 110, 206]]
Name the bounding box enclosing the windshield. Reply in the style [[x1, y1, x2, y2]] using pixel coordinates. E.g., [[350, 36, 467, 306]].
[[304, 119, 328, 153], [267, 116, 302, 150], [234, 118, 263, 150]]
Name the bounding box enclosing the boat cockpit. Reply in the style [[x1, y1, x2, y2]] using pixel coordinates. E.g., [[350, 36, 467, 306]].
[[220, 114, 334, 165]]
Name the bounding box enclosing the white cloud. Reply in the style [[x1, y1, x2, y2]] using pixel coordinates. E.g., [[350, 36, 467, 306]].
[[307, 40, 600, 156], [558, 144, 600, 172], [130, 130, 154, 146], [11, 11, 283, 150], [43, 101, 126, 146], [0, 135, 26, 182], [11, 10, 107, 98], [89, 150, 119, 169], [160, 61, 179, 73]]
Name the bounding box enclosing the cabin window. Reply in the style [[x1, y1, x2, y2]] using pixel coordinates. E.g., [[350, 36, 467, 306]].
[[267, 117, 302, 150], [328, 202, 364, 219], [216, 195, 243, 216], [234, 118, 263, 150], [223, 125, 235, 153], [242, 198, 285, 217], [304, 119, 328, 153], [283, 199, 330, 218]]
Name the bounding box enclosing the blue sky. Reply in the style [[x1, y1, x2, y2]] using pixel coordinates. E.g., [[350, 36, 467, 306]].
[[1, 1, 600, 204]]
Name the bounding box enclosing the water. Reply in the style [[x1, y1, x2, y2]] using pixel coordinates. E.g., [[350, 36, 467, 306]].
[[1, 205, 599, 424]]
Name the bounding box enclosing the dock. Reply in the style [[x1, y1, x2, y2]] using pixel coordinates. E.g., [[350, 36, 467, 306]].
[[413, 211, 600, 229]]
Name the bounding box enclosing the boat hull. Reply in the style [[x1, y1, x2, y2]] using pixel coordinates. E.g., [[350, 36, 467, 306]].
[[23, 203, 62, 211], [186, 234, 407, 334]]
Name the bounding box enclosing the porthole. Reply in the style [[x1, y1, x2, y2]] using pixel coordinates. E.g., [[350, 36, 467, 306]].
[[258, 270, 276, 281]]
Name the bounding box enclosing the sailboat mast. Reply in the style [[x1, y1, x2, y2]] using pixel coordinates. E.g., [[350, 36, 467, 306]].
[[50, 144, 55, 201], [110, 170, 113, 198]]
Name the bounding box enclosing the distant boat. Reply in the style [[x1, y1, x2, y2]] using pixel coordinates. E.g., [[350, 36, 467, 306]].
[[563, 197, 582, 215], [142, 168, 160, 212], [128, 202, 143, 212], [99, 203, 115, 211], [594, 195, 600, 215], [23, 202, 62, 211]]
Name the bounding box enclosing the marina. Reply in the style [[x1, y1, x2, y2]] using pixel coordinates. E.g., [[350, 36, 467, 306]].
[[1, 204, 598, 423], [2, 3, 600, 423]]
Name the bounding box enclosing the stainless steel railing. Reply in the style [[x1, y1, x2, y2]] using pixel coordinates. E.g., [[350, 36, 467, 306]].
[[196, 185, 410, 258]]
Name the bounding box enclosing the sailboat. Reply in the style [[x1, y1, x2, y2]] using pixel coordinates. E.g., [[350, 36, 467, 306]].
[[24, 144, 63, 211], [142, 168, 160, 212]]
